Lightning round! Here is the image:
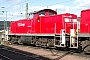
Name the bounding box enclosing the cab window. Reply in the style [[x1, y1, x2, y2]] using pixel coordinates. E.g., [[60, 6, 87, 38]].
[[39, 11, 45, 16]]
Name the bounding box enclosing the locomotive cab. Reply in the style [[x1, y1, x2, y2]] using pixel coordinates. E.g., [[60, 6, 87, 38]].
[[37, 9, 57, 17]]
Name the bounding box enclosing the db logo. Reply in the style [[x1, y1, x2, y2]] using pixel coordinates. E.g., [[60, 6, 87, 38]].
[[18, 23, 25, 27]]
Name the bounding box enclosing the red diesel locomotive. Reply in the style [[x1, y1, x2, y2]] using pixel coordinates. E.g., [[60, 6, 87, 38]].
[[8, 9, 90, 53]]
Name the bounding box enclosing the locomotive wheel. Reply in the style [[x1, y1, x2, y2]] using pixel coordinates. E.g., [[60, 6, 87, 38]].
[[35, 41, 39, 46], [83, 44, 90, 54], [18, 38, 23, 45], [35, 38, 41, 46], [35, 40, 40, 46], [82, 40, 90, 54], [41, 38, 48, 48], [47, 39, 54, 47]]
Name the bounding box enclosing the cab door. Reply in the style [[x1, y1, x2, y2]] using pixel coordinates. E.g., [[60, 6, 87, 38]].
[[36, 18, 41, 33]]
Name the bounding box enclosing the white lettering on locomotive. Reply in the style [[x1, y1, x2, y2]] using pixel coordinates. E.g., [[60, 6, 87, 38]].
[[18, 23, 25, 27]]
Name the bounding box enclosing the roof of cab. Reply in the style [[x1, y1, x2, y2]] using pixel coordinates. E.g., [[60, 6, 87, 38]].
[[31, 9, 57, 14]]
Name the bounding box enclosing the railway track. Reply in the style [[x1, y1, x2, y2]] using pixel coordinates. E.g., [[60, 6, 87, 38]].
[[0, 45, 50, 60], [1, 44, 90, 60], [19, 44, 90, 59]]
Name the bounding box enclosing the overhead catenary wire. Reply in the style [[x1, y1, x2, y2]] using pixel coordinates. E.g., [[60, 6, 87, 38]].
[[0, 0, 38, 15], [0, 0, 37, 10], [0, 0, 71, 11]]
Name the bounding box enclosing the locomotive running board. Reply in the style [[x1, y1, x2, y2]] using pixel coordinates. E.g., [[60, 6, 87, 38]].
[[8, 34, 55, 36]]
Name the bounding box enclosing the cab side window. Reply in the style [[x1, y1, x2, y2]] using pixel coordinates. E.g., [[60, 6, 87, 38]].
[[49, 12, 54, 16]]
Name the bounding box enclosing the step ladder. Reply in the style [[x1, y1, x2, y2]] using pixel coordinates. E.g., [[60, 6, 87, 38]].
[[54, 29, 66, 47], [70, 29, 78, 48]]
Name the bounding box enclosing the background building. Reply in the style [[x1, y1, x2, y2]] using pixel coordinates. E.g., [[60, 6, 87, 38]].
[[0, 21, 12, 30], [0, 21, 12, 41]]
